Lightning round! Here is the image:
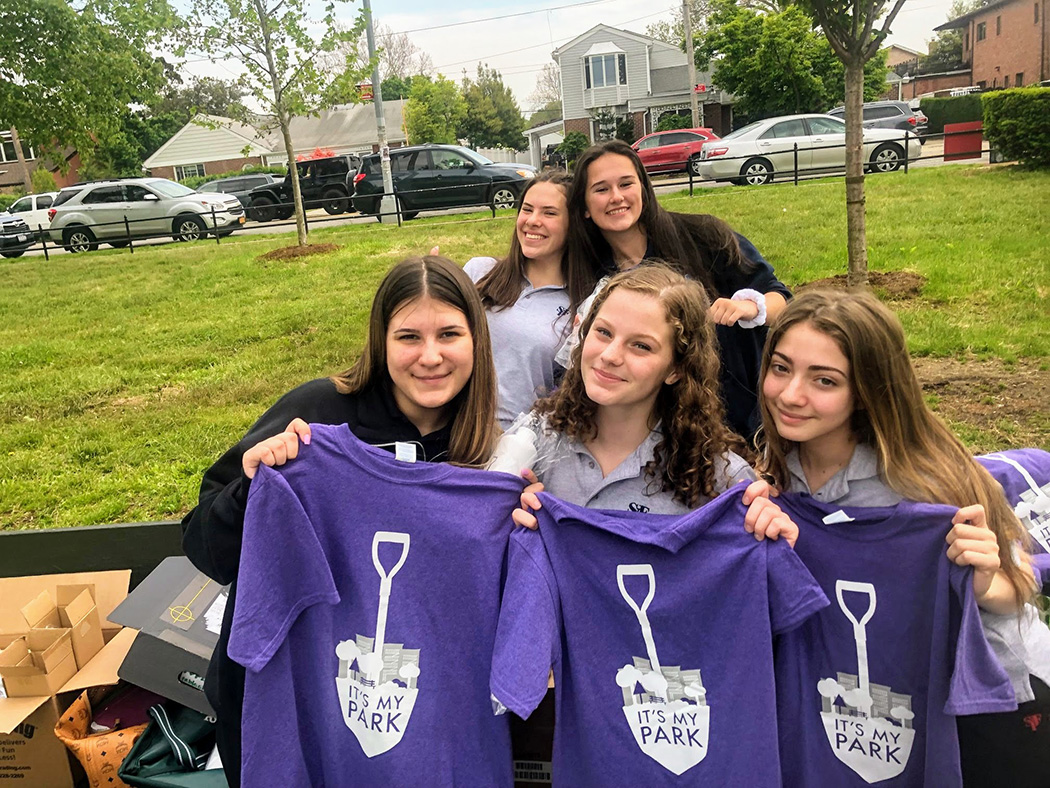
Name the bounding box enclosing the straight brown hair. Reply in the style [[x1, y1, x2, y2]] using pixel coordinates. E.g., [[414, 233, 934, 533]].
[[759, 289, 1033, 607], [331, 256, 499, 466]]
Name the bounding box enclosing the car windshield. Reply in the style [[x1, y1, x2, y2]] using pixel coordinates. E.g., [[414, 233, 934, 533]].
[[148, 180, 197, 198], [459, 148, 492, 165], [721, 121, 765, 140], [53, 189, 83, 207]]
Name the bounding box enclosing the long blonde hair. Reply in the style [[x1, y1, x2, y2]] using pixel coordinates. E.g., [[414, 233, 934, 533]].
[[759, 290, 1032, 606], [535, 264, 746, 506], [331, 256, 499, 466]]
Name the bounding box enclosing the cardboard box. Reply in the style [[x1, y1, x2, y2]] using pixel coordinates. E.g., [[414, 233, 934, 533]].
[[0, 570, 134, 788], [58, 586, 105, 669], [0, 631, 77, 697], [109, 557, 226, 715]]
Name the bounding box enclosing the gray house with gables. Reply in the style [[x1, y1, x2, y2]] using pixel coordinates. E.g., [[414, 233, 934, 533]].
[[554, 24, 735, 143]]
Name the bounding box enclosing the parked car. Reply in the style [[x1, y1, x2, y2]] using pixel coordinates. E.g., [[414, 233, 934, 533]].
[[48, 178, 245, 252], [352, 145, 537, 219], [827, 100, 928, 137], [248, 155, 360, 222], [0, 211, 33, 258], [7, 191, 59, 238], [631, 128, 720, 176], [198, 174, 283, 209], [696, 114, 923, 186]]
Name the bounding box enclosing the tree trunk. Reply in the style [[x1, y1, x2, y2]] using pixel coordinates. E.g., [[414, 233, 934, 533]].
[[280, 117, 308, 247], [9, 127, 33, 192], [843, 58, 868, 290]]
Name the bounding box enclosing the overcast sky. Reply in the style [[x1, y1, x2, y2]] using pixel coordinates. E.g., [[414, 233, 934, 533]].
[[182, 0, 961, 115]]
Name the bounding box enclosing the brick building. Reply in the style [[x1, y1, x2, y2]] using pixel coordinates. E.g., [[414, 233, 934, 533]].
[[935, 0, 1050, 89]]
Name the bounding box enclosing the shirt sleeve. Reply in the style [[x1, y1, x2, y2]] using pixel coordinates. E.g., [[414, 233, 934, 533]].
[[463, 256, 498, 283], [943, 563, 1017, 715], [765, 539, 830, 635], [490, 528, 561, 719], [228, 463, 340, 673]]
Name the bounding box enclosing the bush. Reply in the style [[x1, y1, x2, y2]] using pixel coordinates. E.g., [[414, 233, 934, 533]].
[[614, 117, 636, 145], [179, 165, 288, 190], [31, 168, 57, 193], [982, 87, 1050, 168], [557, 132, 590, 166], [919, 94, 983, 135], [656, 113, 692, 132], [0, 194, 18, 211]]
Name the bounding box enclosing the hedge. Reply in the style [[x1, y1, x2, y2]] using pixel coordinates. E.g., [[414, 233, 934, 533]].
[[919, 94, 983, 135], [179, 165, 288, 190], [0, 194, 18, 211], [982, 87, 1050, 167]]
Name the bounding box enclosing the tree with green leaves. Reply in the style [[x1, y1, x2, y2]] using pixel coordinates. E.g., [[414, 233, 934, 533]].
[[185, 0, 368, 246], [800, 0, 908, 287], [404, 75, 466, 145], [0, 0, 176, 187], [557, 131, 589, 166], [656, 113, 693, 131], [459, 65, 526, 151], [695, 0, 886, 119], [917, 0, 982, 74]]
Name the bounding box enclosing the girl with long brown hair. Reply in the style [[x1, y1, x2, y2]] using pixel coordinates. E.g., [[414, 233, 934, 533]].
[[511, 264, 794, 538], [757, 289, 1046, 786], [465, 170, 595, 428], [181, 255, 501, 785]]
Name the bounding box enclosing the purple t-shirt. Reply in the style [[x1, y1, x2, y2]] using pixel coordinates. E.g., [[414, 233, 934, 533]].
[[774, 494, 1016, 787], [228, 424, 523, 787], [978, 449, 1050, 579], [490, 486, 829, 786]]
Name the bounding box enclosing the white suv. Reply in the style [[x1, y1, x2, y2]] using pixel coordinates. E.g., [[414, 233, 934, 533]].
[[48, 178, 245, 252]]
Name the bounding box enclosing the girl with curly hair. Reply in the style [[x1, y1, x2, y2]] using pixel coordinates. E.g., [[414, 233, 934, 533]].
[[509, 264, 794, 538]]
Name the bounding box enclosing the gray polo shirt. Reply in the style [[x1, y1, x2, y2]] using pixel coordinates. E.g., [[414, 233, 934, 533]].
[[465, 257, 571, 429], [534, 424, 756, 515], [786, 443, 1050, 702]]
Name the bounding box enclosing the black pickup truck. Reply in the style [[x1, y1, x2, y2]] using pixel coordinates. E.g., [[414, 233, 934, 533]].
[[0, 211, 34, 258], [248, 154, 361, 222]]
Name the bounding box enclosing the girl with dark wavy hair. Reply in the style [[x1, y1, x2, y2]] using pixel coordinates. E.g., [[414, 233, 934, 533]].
[[564, 139, 791, 439], [510, 264, 795, 539]]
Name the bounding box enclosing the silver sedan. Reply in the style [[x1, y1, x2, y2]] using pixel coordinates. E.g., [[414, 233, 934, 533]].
[[697, 113, 923, 186]]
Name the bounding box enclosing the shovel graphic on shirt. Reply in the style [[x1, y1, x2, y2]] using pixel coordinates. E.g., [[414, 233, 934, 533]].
[[818, 580, 915, 784], [335, 531, 420, 758], [615, 564, 710, 776], [982, 453, 1050, 552]]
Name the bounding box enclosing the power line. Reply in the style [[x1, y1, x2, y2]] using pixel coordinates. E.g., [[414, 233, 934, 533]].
[[384, 0, 617, 38]]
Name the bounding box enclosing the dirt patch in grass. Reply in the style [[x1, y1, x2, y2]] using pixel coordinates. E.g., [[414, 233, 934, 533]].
[[799, 270, 927, 299], [258, 243, 340, 261], [914, 356, 1050, 450]]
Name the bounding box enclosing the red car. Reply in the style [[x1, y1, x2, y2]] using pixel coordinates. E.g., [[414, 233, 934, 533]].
[[632, 128, 720, 176]]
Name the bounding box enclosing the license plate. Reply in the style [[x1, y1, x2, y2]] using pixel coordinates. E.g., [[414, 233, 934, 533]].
[[17, 234, 27, 242]]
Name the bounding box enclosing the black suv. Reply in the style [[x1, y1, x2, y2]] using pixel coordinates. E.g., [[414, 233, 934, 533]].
[[248, 154, 360, 222], [827, 101, 928, 137], [352, 145, 537, 219], [0, 212, 33, 258]]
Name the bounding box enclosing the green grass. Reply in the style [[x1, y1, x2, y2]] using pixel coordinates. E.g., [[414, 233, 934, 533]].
[[1, 164, 1047, 529]]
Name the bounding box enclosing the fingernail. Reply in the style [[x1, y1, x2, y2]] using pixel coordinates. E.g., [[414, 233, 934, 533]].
[[303, 434, 310, 444]]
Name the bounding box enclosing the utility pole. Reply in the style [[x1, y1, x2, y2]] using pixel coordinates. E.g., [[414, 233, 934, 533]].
[[683, 0, 700, 128], [362, 0, 397, 223]]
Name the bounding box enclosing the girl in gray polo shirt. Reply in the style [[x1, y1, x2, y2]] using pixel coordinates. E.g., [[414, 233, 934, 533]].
[[465, 170, 597, 429], [507, 264, 796, 541]]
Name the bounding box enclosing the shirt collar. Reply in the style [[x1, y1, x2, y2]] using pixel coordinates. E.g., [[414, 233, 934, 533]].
[[570, 426, 663, 484], [786, 443, 880, 498]]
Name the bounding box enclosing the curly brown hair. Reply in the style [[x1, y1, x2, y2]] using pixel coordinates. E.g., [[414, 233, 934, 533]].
[[534, 264, 747, 507]]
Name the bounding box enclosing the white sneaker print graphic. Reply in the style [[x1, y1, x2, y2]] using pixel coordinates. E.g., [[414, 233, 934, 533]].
[[615, 564, 710, 776], [818, 580, 915, 783], [335, 531, 420, 757]]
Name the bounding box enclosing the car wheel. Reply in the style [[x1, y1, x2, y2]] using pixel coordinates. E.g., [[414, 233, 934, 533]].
[[491, 186, 517, 211], [276, 204, 294, 221], [870, 143, 904, 173], [173, 214, 207, 242], [321, 188, 348, 215], [63, 227, 98, 253], [739, 158, 774, 186], [108, 240, 129, 248], [251, 196, 277, 222], [0, 250, 25, 258], [688, 155, 703, 176]]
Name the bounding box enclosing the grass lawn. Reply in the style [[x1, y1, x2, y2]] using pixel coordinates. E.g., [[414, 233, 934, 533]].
[[1, 163, 1047, 529]]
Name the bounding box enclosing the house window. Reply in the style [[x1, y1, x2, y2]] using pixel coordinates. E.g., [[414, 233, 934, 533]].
[[586, 53, 627, 89], [1036, 3, 1040, 22], [1016, 72, 1024, 86], [977, 21, 986, 40], [174, 163, 206, 180], [0, 136, 35, 162], [977, 80, 987, 89], [964, 29, 970, 49], [996, 15, 1001, 34], [1005, 74, 1010, 87]]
